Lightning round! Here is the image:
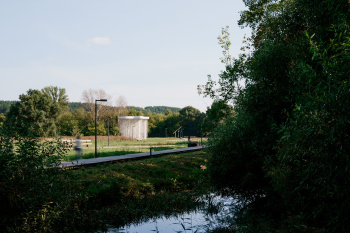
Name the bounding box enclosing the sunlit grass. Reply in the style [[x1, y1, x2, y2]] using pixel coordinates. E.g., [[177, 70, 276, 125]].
[[71, 150, 207, 194], [62, 145, 187, 161], [61, 150, 209, 229], [59, 136, 207, 147]]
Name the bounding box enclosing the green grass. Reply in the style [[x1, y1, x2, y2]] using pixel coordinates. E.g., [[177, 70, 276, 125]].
[[62, 145, 188, 161], [60, 136, 207, 147], [60, 136, 208, 161], [54, 150, 209, 231], [72, 150, 208, 195]]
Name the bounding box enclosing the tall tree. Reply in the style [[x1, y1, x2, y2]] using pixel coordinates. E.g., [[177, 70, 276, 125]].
[[5, 89, 57, 136], [115, 95, 129, 116], [179, 106, 202, 136], [200, 0, 350, 231], [81, 89, 112, 122], [41, 86, 70, 120], [204, 100, 234, 131], [41, 86, 69, 106]]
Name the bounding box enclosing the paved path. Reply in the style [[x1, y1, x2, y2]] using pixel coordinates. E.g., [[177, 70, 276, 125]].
[[64, 145, 184, 150], [60, 146, 205, 168]]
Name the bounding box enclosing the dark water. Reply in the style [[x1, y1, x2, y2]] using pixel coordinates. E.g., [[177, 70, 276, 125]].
[[105, 194, 236, 233]]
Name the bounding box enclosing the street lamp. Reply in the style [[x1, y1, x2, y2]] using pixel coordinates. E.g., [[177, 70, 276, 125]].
[[108, 117, 112, 147], [95, 99, 107, 158]]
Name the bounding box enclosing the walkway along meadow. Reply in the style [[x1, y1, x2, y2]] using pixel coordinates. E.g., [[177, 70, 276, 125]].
[[60, 145, 206, 168]]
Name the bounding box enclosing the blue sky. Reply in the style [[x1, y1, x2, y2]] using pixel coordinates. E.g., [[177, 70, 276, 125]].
[[0, 0, 250, 112]]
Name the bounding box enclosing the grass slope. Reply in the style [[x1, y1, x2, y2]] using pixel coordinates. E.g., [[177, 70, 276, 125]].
[[54, 150, 209, 232]]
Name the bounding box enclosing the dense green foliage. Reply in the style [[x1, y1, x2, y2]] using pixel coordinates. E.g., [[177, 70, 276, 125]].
[[5, 89, 66, 137], [128, 106, 180, 115], [148, 112, 181, 137], [0, 113, 5, 128], [144, 106, 180, 114], [148, 106, 203, 137], [41, 86, 69, 112], [203, 100, 234, 133], [127, 106, 147, 114], [0, 100, 18, 113], [1, 100, 81, 113], [179, 106, 203, 136], [201, 0, 350, 231], [68, 102, 86, 111], [0, 126, 79, 232]]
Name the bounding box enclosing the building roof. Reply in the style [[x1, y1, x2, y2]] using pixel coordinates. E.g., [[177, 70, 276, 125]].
[[118, 116, 149, 120]]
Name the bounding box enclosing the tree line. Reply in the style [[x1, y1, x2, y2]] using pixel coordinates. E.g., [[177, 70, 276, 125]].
[[199, 0, 350, 232], [1, 102, 180, 115], [0, 100, 18, 114], [0, 87, 226, 138]]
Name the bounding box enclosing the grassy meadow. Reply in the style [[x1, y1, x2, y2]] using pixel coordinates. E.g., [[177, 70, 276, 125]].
[[61, 136, 207, 161], [61, 136, 205, 146]]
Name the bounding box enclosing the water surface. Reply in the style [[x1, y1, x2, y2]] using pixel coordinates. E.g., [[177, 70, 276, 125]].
[[106, 194, 236, 233]]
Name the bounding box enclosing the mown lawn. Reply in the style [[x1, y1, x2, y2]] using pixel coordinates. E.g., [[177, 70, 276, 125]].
[[60, 136, 207, 147], [62, 145, 187, 161]]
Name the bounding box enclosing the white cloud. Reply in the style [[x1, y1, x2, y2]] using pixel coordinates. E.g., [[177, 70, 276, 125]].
[[87, 37, 111, 45]]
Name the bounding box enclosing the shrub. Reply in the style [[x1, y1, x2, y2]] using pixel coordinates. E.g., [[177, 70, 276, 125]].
[[0, 125, 77, 232]]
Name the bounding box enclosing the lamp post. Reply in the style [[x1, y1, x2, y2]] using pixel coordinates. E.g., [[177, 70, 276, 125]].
[[108, 117, 112, 147], [95, 99, 107, 158]]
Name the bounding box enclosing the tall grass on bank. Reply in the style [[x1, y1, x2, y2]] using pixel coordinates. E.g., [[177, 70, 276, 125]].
[[53, 151, 209, 232], [0, 128, 81, 232]]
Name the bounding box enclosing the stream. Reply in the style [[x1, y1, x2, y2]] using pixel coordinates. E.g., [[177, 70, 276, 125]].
[[104, 194, 237, 233]]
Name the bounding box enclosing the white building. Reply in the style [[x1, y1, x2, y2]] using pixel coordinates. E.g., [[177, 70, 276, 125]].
[[118, 116, 149, 140]]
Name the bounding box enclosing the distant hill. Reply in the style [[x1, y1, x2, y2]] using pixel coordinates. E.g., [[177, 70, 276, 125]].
[[145, 106, 180, 114], [128, 106, 180, 115], [127, 106, 146, 113], [0, 100, 180, 115]]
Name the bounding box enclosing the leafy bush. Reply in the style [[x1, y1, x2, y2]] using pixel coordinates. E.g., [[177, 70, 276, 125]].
[[201, 0, 350, 231], [268, 21, 350, 231], [0, 126, 77, 232], [207, 114, 270, 198], [86, 179, 122, 207]]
